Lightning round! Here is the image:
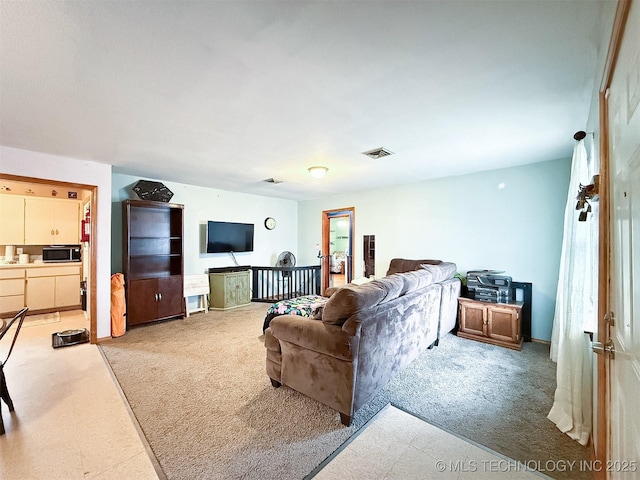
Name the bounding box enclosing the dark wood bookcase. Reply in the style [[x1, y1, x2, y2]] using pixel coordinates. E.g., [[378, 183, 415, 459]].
[[123, 199, 184, 327]]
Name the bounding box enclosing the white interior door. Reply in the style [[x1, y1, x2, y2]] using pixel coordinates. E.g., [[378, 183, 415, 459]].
[[606, 0, 640, 475]]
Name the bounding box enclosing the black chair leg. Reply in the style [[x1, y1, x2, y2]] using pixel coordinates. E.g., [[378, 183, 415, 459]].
[[0, 366, 14, 411], [0, 367, 7, 435]]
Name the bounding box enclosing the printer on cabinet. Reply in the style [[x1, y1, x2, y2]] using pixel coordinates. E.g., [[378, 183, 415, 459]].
[[466, 270, 512, 303]]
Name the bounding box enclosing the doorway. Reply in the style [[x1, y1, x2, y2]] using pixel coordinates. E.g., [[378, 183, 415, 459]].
[[321, 207, 355, 292], [0, 174, 98, 343]]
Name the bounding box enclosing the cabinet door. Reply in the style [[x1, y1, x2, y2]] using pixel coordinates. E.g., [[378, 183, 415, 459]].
[[0, 295, 25, 314], [0, 195, 25, 245], [26, 276, 56, 310], [157, 276, 183, 319], [128, 279, 159, 326], [487, 305, 520, 344], [24, 198, 55, 244], [237, 271, 251, 304], [459, 301, 486, 336], [55, 274, 81, 307], [54, 201, 80, 244], [224, 274, 238, 308]]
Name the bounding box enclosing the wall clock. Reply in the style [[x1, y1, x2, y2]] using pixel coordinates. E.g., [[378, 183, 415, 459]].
[[264, 217, 276, 230]]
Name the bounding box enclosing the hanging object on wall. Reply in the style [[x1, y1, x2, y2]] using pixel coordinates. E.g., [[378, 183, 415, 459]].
[[132, 180, 174, 202], [81, 209, 91, 243], [576, 174, 599, 222]]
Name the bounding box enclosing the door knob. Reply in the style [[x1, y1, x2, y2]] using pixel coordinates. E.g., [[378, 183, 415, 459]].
[[592, 340, 615, 359]]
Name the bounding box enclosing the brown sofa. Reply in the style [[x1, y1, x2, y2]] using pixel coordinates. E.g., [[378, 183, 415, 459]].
[[264, 261, 460, 426]]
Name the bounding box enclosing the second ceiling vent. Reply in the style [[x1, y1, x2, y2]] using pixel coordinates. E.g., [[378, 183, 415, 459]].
[[362, 147, 394, 159]]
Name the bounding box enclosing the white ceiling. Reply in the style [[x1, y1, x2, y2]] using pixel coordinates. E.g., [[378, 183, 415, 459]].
[[0, 1, 610, 201]]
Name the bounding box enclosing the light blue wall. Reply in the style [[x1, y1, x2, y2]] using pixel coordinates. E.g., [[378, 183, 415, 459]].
[[111, 174, 298, 277], [111, 159, 570, 341], [297, 158, 571, 341]]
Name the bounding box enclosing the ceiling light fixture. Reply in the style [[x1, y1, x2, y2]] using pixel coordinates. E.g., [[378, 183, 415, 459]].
[[308, 166, 328, 179]]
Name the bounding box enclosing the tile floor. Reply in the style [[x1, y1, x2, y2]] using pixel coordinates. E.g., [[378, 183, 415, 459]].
[[1, 310, 548, 480], [312, 405, 550, 480], [0, 310, 159, 480]]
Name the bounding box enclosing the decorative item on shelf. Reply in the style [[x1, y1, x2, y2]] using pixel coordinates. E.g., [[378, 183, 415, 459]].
[[264, 217, 276, 230], [576, 174, 599, 222], [132, 180, 174, 202], [308, 166, 328, 178]]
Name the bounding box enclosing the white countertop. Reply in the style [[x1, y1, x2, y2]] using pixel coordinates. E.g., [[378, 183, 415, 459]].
[[0, 262, 82, 269]]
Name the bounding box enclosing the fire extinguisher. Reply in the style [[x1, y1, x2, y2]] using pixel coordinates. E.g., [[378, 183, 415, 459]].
[[81, 209, 90, 243]]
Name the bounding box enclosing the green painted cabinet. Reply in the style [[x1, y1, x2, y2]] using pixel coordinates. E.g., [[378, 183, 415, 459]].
[[209, 270, 250, 310]]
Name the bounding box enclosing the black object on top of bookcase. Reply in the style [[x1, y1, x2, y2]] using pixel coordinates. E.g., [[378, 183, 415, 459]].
[[133, 180, 174, 203]]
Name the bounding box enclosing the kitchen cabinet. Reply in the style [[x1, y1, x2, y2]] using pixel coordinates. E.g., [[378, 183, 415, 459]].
[[123, 200, 184, 327], [457, 297, 523, 350], [0, 195, 25, 245], [24, 197, 80, 245], [209, 270, 251, 310], [0, 268, 26, 315], [26, 265, 81, 311]]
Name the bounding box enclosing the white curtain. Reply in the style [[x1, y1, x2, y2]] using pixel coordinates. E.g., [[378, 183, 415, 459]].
[[548, 138, 597, 446]]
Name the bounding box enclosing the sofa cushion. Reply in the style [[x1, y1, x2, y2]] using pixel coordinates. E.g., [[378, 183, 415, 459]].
[[399, 269, 434, 295], [322, 281, 388, 325], [387, 258, 441, 275], [420, 262, 457, 283], [372, 274, 405, 303]]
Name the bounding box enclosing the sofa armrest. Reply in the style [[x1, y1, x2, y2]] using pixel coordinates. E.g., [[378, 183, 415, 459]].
[[269, 315, 359, 361]]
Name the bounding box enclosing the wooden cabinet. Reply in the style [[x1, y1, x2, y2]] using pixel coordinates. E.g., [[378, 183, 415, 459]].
[[457, 297, 523, 350], [0, 268, 26, 315], [209, 270, 250, 310], [127, 276, 183, 326], [123, 200, 184, 327], [26, 265, 81, 311], [0, 195, 26, 245], [24, 197, 80, 245]]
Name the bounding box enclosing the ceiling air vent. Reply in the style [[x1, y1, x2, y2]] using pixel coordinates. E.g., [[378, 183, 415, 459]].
[[263, 178, 284, 184], [362, 147, 394, 159]]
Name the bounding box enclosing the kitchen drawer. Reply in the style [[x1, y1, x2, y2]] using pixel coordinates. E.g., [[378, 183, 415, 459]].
[[0, 278, 25, 296], [0, 295, 25, 313], [0, 269, 26, 279], [27, 266, 81, 277]]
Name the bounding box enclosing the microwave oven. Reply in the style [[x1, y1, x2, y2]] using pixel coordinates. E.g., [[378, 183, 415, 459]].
[[43, 245, 82, 263]]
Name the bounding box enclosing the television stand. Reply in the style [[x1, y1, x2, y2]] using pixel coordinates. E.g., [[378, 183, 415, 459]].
[[208, 268, 251, 310]]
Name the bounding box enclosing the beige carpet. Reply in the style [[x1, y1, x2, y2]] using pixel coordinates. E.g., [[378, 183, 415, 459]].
[[100, 302, 590, 480], [100, 303, 356, 480]]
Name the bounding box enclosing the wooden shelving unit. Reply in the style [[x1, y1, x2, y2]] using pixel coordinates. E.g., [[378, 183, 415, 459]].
[[123, 200, 184, 327]]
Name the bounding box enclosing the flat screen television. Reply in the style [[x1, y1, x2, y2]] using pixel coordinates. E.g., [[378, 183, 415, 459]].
[[206, 221, 254, 253]]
